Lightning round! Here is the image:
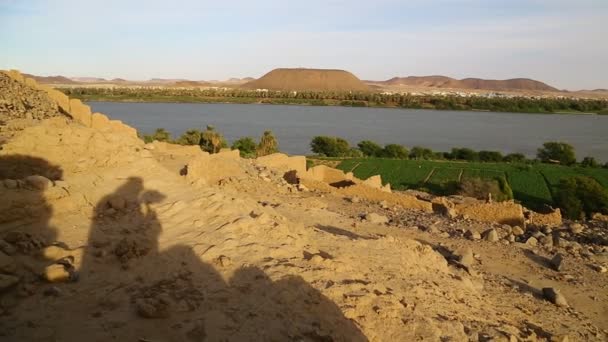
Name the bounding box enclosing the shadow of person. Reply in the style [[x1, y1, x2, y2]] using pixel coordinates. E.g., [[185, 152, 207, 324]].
[[74, 177, 367, 341]]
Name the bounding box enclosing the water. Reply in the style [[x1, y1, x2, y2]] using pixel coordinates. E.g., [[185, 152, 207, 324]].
[[88, 102, 608, 162]]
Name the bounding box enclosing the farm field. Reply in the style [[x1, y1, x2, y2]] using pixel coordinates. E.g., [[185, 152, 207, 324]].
[[334, 158, 608, 210]]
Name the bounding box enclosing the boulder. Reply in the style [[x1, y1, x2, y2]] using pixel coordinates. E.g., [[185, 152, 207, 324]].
[[483, 229, 499, 242], [542, 287, 569, 307], [43, 264, 71, 283], [364, 213, 389, 224], [464, 229, 481, 240], [550, 253, 565, 271]]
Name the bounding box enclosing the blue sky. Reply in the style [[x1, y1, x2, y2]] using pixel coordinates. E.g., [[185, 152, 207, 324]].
[[1, 0, 606, 89]]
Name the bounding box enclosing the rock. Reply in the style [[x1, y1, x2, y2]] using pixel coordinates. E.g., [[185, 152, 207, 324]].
[[550, 253, 565, 271], [512, 226, 525, 236], [43, 286, 62, 297], [349, 196, 361, 204], [483, 229, 499, 242], [0, 239, 16, 255], [43, 264, 70, 283], [542, 287, 569, 307], [432, 197, 457, 219], [552, 231, 564, 247], [296, 183, 308, 192], [379, 200, 389, 209], [506, 234, 516, 242], [310, 254, 325, 264], [2, 179, 18, 189], [464, 229, 481, 240], [569, 223, 584, 234], [364, 213, 389, 224], [0, 251, 16, 273], [25, 175, 51, 190], [539, 235, 553, 247], [0, 274, 19, 291], [525, 237, 538, 246], [591, 264, 607, 273], [136, 297, 170, 318], [39, 245, 68, 261], [455, 247, 475, 267], [108, 196, 126, 210]]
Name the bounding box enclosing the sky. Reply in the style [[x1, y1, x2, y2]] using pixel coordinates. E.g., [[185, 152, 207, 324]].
[[1, 0, 606, 90]]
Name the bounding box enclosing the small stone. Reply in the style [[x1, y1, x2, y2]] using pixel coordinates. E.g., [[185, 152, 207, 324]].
[[512, 226, 525, 236], [310, 255, 325, 264], [506, 234, 516, 242], [542, 287, 569, 307], [364, 213, 389, 224], [108, 196, 126, 210], [591, 264, 607, 273], [464, 229, 481, 240], [569, 223, 584, 234], [43, 286, 61, 297], [296, 184, 308, 192], [525, 237, 538, 246], [379, 200, 389, 209], [483, 229, 499, 242], [550, 253, 565, 271], [25, 175, 51, 190], [0, 239, 16, 255], [39, 245, 68, 261], [0, 274, 19, 291], [539, 235, 553, 247], [349, 196, 361, 204], [2, 179, 18, 189], [136, 297, 170, 318], [43, 264, 70, 283], [455, 247, 474, 267]]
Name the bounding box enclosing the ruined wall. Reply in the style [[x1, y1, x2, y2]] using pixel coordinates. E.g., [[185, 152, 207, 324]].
[[527, 208, 562, 227], [2, 70, 137, 138], [455, 201, 525, 227], [256, 153, 307, 175]]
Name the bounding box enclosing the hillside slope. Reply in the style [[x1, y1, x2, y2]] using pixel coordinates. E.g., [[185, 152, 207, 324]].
[[378, 75, 559, 92], [242, 68, 370, 91]]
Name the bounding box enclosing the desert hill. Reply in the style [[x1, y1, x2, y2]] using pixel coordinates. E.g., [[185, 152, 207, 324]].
[[242, 68, 370, 91], [375, 75, 559, 92], [0, 70, 607, 341], [22, 74, 78, 85]]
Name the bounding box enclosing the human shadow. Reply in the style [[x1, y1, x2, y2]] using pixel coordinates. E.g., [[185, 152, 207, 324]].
[[314, 224, 377, 240], [75, 177, 367, 341]]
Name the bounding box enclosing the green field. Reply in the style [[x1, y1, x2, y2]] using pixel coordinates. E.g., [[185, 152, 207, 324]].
[[333, 158, 608, 210]]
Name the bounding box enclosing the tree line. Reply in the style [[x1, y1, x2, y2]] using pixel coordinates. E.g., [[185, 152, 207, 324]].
[[61, 87, 608, 114], [142, 126, 278, 158], [310, 136, 608, 168]]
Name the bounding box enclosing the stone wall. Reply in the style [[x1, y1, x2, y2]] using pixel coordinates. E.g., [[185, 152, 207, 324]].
[[455, 201, 525, 226]]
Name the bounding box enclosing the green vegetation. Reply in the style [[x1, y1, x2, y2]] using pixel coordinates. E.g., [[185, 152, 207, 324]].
[[141, 126, 278, 158], [554, 176, 608, 219], [331, 158, 608, 212], [232, 137, 257, 158], [256, 130, 279, 157], [60, 87, 608, 114], [310, 136, 351, 157], [537, 142, 577, 165]]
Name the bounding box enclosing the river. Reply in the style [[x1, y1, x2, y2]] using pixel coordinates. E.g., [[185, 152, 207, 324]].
[[88, 102, 608, 161]]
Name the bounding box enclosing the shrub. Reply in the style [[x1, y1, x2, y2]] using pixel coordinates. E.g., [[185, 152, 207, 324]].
[[310, 136, 350, 157], [256, 130, 279, 157], [200, 125, 227, 154], [581, 156, 599, 168], [381, 144, 409, 159], [357, 140, 383, 157], [232, 137, 257, 158], [478, 150, 504, 162], [410, 146, 435, 160], [456, 177, 513, 202], [176, 129, 202, 145], [142, 128, 171, 143], [347, 148, 364, 158], [537, 142, 576, 165], [503, 153, 526, 163], [554, 176, 608, 219]]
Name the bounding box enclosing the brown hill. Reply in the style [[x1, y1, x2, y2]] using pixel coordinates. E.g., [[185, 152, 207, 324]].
[[22, 74, 79, 85], [379, 76, 558, 92], [242, 68, 370, 91]]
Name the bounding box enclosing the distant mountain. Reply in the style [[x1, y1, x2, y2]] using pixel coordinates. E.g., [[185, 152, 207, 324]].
[[173, 80, 212, 87], [375, 76, 558, 92], [71, 77, 107, 83], [23, 74, 78, 84], [242, 68, 370, 91]]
